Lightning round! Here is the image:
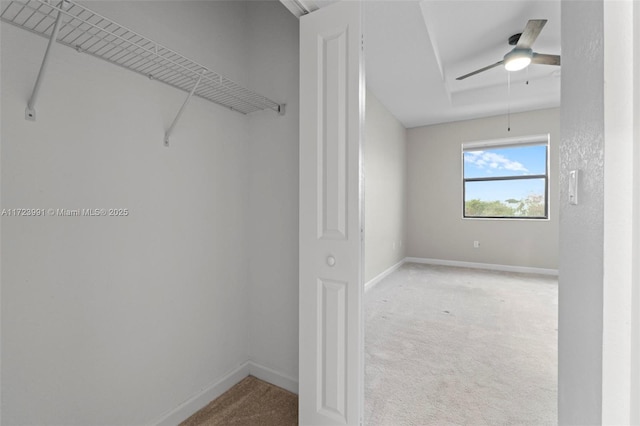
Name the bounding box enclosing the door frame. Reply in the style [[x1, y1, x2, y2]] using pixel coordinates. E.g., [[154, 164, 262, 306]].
[[602, 1, 639, 423]]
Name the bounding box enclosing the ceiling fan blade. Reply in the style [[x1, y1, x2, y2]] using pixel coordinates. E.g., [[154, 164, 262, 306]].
[[516, 19, 547, 49], [532, 53, 561, 66], [456, 60, 504, 80]]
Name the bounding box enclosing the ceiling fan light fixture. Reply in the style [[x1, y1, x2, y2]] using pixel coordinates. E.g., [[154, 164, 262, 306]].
[[504, 49, 533, 71], [456, 20, 559, 81]]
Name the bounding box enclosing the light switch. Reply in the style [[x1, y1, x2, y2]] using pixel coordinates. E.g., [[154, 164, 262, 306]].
[[569, 170, 579, 205]]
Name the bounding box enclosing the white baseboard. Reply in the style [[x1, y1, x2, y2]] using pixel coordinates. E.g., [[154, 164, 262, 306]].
[[248, 361, 298, 394], [404, 257, 559, 276], [364, 259, 406, 292], [153, 362, 250, 426], [152, 361, 298, 425]]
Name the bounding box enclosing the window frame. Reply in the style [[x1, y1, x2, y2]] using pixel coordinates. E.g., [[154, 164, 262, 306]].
[[461, 134, 550, 220]]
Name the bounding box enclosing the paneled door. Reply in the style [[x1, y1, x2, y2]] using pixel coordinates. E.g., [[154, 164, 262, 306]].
[[299, 2, 364, 425]]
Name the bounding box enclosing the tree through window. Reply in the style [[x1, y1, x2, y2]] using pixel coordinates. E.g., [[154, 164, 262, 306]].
[[462, 135, 549, 219]]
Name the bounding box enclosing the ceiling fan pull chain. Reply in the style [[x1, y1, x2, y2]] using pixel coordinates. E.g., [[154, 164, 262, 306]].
[[526, 66, 530, 85], [507, 72, 511, 132]]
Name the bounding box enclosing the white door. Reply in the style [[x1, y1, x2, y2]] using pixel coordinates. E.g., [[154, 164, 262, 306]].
[[299, 2, 364, 425]]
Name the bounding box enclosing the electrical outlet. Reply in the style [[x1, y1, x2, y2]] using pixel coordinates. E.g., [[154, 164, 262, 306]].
[[473, 241, 480, 249]]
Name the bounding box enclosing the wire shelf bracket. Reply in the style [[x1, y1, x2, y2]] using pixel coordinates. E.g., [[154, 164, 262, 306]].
[[165, 69, 205, 147], [1, 0, 286, 141], [24, 0, 67, 121]]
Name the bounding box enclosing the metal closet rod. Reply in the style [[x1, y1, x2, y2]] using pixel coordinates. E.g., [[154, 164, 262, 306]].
[[0, 0, 285, 146]]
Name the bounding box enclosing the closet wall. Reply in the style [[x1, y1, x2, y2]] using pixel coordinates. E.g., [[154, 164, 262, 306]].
[[0, 1, 299, 424], [246, 1, 299, 390]]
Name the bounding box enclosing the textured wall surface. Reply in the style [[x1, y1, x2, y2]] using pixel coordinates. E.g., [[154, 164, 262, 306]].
[[407, 108, 560, 270], [558, 1, 605, 424]]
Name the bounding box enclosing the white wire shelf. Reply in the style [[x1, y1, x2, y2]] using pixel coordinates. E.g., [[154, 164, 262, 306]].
[[0, 0, 284, 116]]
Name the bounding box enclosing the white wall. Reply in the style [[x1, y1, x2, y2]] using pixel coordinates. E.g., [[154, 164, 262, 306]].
[[633, 4, 640, 423], [559, 1, 604, 424], [0, 1, 297, 424], [364, 90, 407, 283], [246, 1, 300, 391], [406, 108, 560, 270], [602, 1, 638, 424]]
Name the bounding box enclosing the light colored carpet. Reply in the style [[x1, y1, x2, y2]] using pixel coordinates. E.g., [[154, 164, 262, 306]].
[[365, 263, 558, 426], [180, 376, 297, 426]]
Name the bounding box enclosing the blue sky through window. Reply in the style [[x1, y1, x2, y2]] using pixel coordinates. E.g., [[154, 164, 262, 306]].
[[464, 145, 547, 179], [463, 145, 547, 203]]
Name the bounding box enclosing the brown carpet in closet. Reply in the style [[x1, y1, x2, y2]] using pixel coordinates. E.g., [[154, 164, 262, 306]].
[[180, 376, 297, 426]]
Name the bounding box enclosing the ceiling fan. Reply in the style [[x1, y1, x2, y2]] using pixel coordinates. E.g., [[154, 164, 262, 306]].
[[456, 19, 561, 80]]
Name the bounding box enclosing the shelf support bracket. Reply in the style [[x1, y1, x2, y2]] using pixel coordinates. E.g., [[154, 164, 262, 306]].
[[25, 0, 67, 121], [164, 70, 206, 147]]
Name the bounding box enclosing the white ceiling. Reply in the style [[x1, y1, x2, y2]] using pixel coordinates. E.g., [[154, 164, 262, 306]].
[[293, 0, 562, 128], [363, 0, 561, 128]]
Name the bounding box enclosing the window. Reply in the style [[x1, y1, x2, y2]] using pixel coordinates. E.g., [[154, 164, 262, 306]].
[[462, 135, 549, 219]]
